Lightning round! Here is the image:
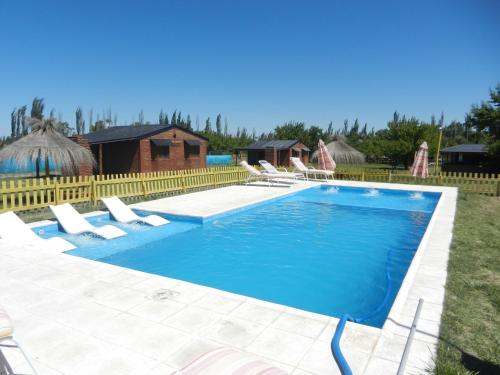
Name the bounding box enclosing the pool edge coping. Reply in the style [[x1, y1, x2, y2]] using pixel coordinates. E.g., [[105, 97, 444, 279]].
[[21, 180, 457, 374]]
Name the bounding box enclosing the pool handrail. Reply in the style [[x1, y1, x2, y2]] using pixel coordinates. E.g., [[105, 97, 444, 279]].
[[331, 314, 354, 375], [331, 247, 395, 374], [397, 298, 424, 375]]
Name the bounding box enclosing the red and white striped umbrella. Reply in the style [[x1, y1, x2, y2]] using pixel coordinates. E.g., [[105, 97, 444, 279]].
[[410, 141, 429, 178], [317, 139, 336, 171]]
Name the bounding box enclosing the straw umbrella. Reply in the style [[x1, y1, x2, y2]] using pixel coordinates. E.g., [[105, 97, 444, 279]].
[[312, 136, 365, 164], [0, 117, 95, 178], [409, 142, 429, 178]]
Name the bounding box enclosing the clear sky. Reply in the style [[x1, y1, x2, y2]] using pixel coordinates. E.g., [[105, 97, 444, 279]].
[[0, 0, 499, 136]]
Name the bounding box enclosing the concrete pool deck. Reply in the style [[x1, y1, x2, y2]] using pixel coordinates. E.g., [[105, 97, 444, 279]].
[[0, 180, 457, 374]]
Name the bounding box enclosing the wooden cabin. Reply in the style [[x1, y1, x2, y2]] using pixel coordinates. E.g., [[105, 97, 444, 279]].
[[82, 125, 208, 175], [441, 144, 489, 173], [238, 140, 310, 167]]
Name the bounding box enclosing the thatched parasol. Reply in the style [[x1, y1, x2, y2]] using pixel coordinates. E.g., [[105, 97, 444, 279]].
[[0, 117, 95, 177], [311, 136, 365, 164]]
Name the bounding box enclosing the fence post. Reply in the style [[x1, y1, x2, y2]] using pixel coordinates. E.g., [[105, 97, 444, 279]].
[[181, 173, 187, 193], [141, 173, 147, 197], [91, 176, 97, 206], [388, 171, 392, 183], [54, 179, 60, 205], [361, 172, 365, 182]]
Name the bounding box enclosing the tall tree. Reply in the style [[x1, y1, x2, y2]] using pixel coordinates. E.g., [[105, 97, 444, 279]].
[[205, 117, 212, 133], [138, 110, 144, 125], [327, 121, 333, 136], [361, 123, 368, 137], [224, 117, 229, 136], [31, 97, 45, 120], [186, 115, 192, 130], [216, 114, 222, 134], [88, 109, 94, 132], [18, 106, 28, 135], [465, 84, 500, 139], [75, 107, 85, 134], [107, 108, 112, 125], [16, 108, 22, 136], [177, 111, 182, 126], [159, 110, 165, 125], [343, 120, 349, 135], [10, 108, 17, 137], [171, 110, 177, 125]]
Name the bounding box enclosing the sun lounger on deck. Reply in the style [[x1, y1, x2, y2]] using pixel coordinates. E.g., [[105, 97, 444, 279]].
[[49, 203, 127, 239], [290, 157, 334, 181], [240, 161, 294, 185], [0, 211, 75, 252], [258, 160, 304, 180], [102, 196, 169, 226]]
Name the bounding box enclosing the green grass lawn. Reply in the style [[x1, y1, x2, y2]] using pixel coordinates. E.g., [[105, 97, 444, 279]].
[[433, 194, 500, 375]]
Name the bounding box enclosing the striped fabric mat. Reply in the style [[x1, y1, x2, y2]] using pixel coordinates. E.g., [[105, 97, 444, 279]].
[[171, 347, 288, 375]]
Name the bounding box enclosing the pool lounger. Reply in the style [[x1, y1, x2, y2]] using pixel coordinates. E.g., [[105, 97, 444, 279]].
[[49, 203, 127, 239], [290, 156, 334, 181], [258, 159, 304, 180], [240, 161, 294, 186], [101, 196, 169, 227], [0, 211, 76, 252]]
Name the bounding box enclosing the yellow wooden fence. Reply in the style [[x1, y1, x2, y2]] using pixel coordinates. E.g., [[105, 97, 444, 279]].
[[334, 169, 500, 196], [1, 166, 499, 213], [0, 167, 247, 213]]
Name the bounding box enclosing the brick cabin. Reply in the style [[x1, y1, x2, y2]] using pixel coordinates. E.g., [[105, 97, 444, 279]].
[[240, 140, 310, 167], [77, 125, 207, 175]]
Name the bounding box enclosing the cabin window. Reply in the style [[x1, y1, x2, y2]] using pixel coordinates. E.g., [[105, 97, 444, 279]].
[[292, 147, 301, 157], [184, 140, 201, 158], [151, 139, 171, 159]]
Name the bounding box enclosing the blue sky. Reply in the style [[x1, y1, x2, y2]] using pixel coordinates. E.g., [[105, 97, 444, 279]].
[[0, 0, 499, 136]]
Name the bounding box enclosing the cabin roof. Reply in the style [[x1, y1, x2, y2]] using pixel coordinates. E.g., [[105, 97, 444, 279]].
[[243, 140, 310, 151], [441, 144, 487, 153], [84, 125, 208, 145]]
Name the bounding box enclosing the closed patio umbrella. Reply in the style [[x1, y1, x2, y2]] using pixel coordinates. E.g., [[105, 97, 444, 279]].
[[317, 139, 336, 171], [410, 142, 429, 178]]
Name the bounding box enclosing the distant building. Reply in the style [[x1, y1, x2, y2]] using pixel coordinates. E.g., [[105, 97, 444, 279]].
[[440, 144, 488, 173], [80, 125, 208, 175], [237, 140, 310, 167]]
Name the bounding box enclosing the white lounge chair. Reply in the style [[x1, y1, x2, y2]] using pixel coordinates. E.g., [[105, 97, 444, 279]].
[[0, 211, 76, 252], [49, 203, 127, 239], [0, 305, 38, 374], [290, 157, 334, 181], [258, 160, 304, 180], [240, 161, 293, 186], [102, 196, 169, 227]]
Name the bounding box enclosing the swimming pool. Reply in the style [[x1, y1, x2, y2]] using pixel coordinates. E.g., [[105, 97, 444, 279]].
[[38, 185, 440, 327]]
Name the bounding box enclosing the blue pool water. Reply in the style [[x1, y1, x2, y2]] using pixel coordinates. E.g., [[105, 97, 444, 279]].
[[37, 186, 440, 327]]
